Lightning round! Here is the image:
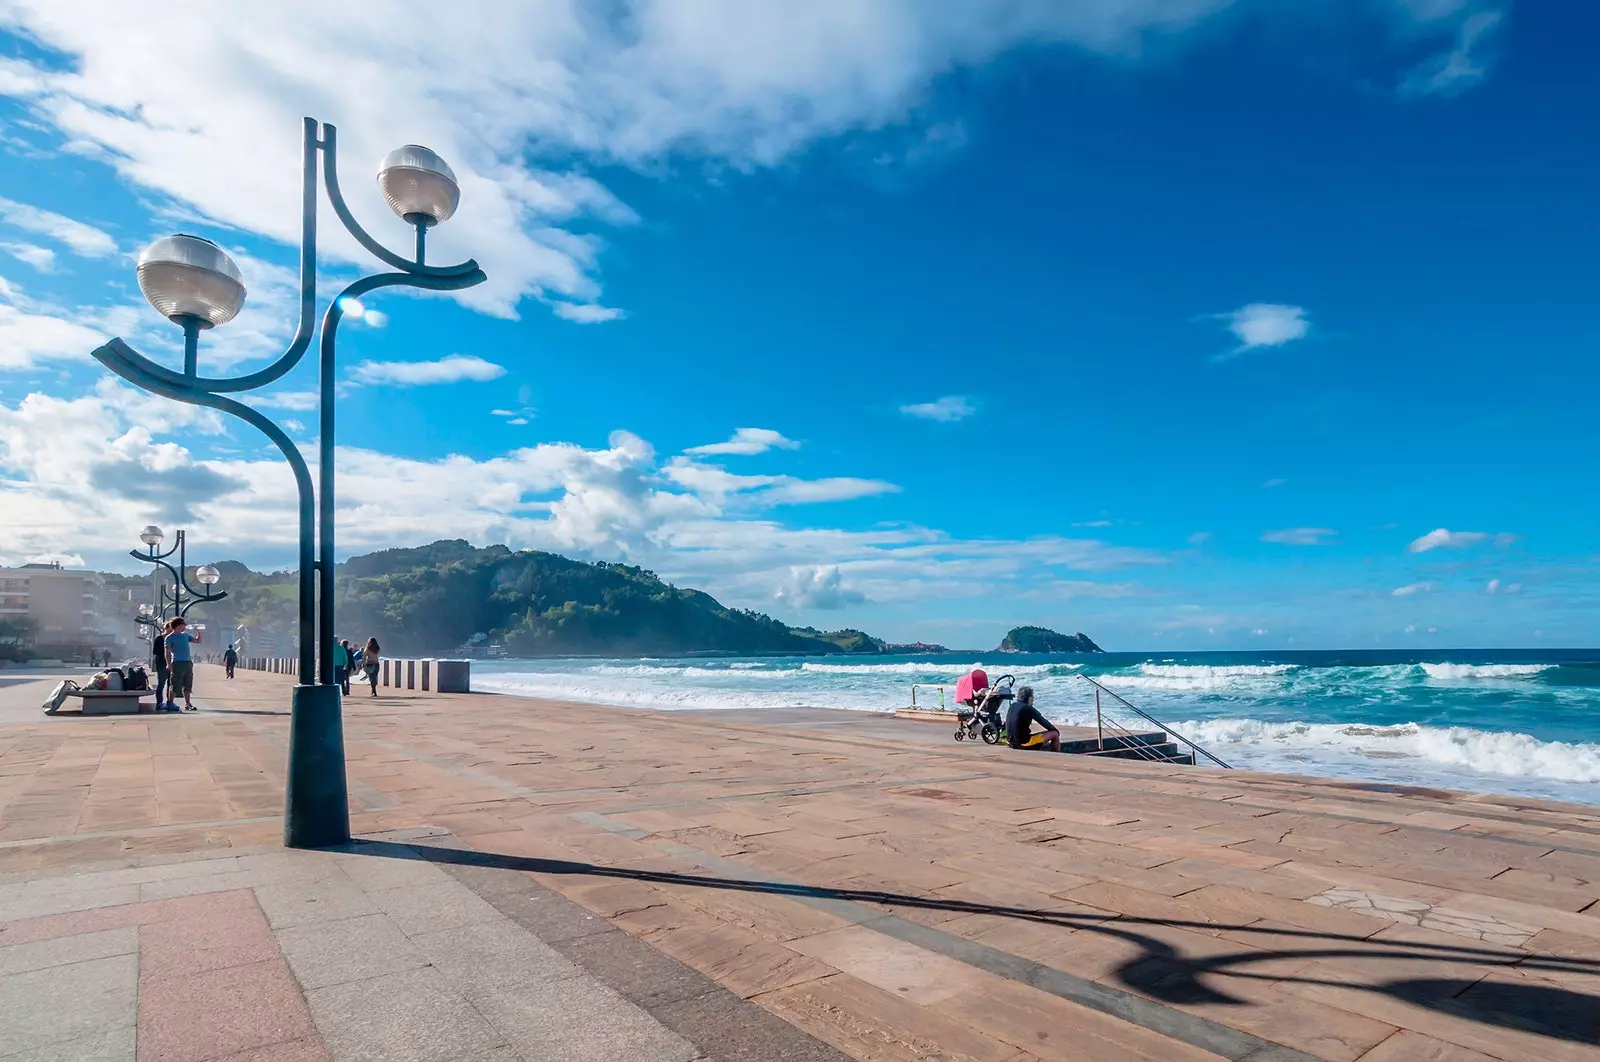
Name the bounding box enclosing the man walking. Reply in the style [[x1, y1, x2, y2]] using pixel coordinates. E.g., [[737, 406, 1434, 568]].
[[223, 643, 237, 680], [165, 616, 201, 712]]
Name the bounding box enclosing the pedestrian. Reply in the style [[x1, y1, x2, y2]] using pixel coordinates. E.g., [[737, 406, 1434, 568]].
[[333, 638, 350, 696], [165, 616, 201, 711], [361, 637, 381, 697], [223, 643, 238, 679], [151, 622, 171, 710]]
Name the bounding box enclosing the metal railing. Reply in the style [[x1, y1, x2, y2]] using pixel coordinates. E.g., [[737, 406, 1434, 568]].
[[908, 683, 947, 711], [1079, 674, 1233, 769]]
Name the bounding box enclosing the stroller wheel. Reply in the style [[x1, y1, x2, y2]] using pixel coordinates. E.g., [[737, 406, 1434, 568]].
[[953, 728, 966, 741], [980, 724, 1001, 745]]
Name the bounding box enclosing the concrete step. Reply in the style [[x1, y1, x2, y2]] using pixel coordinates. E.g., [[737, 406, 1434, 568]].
[[1085, 741, 1186, 762], [1057, 731, 1167, 755]]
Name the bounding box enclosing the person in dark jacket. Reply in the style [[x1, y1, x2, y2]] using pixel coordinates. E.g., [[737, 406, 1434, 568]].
[[150, 624, 170, 708], [223, 644, 238, 679], [1004, 685, 1060, 751]]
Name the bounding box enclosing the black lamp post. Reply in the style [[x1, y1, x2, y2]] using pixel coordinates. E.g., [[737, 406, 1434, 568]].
[[89, 118, 486, 848], [133, 525, 226, 622]]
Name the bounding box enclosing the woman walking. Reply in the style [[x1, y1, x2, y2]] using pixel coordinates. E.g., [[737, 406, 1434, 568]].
[[362, 637, 381, 697]]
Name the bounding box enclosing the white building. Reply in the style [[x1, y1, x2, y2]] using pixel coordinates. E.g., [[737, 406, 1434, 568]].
[[0, 563, 116, 661]]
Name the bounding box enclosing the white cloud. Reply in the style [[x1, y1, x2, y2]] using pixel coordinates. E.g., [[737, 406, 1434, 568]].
[[1402, 9, 1504, 97], [253, 390, 321, 412], [1392, 582, 1433, 597], [0, 196, 116, 257], [1486, 579, 1522, 594], [552, 302, 625, 324], [663, 457, 896, 506], [2, 241, 56, 271], [1210, 304, 1310, 361], [1261, 527, 1337, 546], [1406, 527, 1514, 553], [1404, 623, 1416, 633], [774, 565, 865, 610], [350, 355, 505, 386], [685, 428, 800, 457], [900, 395, 974, 422], [1251, 627, 1268, 636]]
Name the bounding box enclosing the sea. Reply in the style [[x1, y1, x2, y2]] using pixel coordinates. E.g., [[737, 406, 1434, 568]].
[[473, 649, 1600, 806]]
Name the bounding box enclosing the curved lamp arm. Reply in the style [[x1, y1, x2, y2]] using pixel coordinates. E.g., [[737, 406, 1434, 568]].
[[320, 122, 482, 280]]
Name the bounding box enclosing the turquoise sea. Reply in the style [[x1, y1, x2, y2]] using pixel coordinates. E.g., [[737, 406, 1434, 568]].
[[474, 649, 1600, 805]]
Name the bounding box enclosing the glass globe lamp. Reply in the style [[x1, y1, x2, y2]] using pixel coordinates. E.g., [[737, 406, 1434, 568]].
[[136, 235, 247, 328], [376, 145, 460, 226]]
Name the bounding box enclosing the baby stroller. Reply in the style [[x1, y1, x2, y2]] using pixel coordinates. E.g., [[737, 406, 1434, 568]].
[[952, 669, 1015, 745]]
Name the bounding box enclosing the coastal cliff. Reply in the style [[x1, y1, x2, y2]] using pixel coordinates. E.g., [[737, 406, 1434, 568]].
[[996, 626, 1104, 653]]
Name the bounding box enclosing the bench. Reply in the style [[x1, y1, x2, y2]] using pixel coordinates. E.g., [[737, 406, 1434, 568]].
[[63, 690, 154, 715]]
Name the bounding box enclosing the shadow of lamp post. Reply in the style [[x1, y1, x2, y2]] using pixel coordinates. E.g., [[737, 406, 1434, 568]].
[[90, 118, 486, 848]]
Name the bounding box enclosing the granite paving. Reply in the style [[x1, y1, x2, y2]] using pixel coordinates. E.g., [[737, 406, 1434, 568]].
[[2, 664, 1599, 1060]]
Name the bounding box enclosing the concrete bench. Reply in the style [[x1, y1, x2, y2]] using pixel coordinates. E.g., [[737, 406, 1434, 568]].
[[64, 690, 154, 715]]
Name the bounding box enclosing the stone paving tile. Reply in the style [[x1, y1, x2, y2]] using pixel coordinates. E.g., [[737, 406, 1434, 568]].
[[0, 925, 136, 975], [138, 958, 319, 1062], [364, 878, 505, 935], [304, 965, 507, 1062], [0, 1025, 136, 1062], [465, 972, 700, 1062], [276, 912, 429, 990], [1356, 1029, 1505, 1062], [413, 915, 580, 991], [253, 876, 381, 929], [787, 925, 987, 1005], [0, 952, 138, 1056]]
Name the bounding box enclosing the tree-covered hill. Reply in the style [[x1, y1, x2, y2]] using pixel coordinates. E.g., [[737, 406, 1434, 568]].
[[996, 625, 1104, 653], [162, 540, 888, 657]]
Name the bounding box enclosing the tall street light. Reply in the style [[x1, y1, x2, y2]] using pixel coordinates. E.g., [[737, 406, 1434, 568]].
[[90, 118, 486, 848], [132, 527, 228, 621]]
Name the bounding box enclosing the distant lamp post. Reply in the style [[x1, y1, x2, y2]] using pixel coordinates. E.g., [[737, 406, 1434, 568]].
[[90, 117, 486, 848], [132, 529, 227, 621]]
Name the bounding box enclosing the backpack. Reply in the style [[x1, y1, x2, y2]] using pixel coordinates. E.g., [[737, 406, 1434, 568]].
[[125, 666, 149, 692], [42, 679, 79, 714]]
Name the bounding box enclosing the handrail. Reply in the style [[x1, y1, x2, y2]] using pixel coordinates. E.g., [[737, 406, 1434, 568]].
[[1078, 674, 1233, 769], [908, 684, 947, 711]]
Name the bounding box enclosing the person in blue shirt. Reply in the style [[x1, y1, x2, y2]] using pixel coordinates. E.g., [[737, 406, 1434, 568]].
[[332, 639, 350, 695], [164, 616, 201, 711]]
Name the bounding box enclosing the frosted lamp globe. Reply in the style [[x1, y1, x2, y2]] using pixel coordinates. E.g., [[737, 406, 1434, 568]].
[[139, 525, 165, 546], [195, 564, 221, 586], [377, 145, 460, 225], [136, 235, 247, 328]]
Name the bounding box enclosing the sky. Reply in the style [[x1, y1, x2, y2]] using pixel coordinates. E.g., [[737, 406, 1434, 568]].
[[0, 0, 1595, 651]]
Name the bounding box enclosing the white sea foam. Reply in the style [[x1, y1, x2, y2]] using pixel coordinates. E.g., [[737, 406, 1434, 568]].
[[1139, 663, 1296, 678], [1417, 663, 1555, 681], [1170, 717, 1600, 784]]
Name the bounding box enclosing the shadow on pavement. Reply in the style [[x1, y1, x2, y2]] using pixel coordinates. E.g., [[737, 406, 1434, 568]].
[[348, 839, 1600, 1047]]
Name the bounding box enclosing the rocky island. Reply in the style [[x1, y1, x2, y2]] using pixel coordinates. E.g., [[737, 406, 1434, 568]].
[[996, 625, 1104, 653]]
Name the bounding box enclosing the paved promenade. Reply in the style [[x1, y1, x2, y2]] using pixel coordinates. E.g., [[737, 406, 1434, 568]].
[[3, 665, 1599, 1061]]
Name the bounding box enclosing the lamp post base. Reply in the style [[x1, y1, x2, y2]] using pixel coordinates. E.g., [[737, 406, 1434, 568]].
[[284, 683, 350, 848]]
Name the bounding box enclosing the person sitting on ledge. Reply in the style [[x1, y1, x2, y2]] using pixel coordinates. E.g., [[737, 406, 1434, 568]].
[[1005, 685, 1060, 752]]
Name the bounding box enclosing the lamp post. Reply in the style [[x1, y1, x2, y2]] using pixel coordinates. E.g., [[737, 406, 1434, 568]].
[[90, 118, 485, 848], [132, 527, 228, 621]]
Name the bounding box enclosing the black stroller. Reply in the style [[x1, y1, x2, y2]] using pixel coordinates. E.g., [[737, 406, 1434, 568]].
[[953, 670, 1015, 745]]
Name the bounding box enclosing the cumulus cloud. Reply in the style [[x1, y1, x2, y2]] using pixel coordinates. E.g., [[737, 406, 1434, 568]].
[[552, 302, 625, 324], [1261, 527, 1337, 546], [0, 195, 116, 257], [1486, 578, 1522, 594], [774, 565, 866, 610], [685, 428, 800, 457], [900, 395, 974, 422], [663, 457, 896, 506], [1406, 527, 1514, 553], [350, 355, 505, 386], [1210, 304, 1310, 362], [1391, 582, 1433, 597]]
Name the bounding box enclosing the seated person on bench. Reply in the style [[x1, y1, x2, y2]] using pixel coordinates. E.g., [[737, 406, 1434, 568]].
[[1005, 686, 1060, 751]]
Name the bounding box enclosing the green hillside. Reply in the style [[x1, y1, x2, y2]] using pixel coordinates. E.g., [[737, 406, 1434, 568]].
[[164, 540, 887, 657]]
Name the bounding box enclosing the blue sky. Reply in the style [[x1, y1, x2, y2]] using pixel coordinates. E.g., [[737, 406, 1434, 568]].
[[0, 1, 1594, 650]]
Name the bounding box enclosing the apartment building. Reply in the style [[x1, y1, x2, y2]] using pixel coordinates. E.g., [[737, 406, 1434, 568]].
[[0, 562, 117, 661]]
